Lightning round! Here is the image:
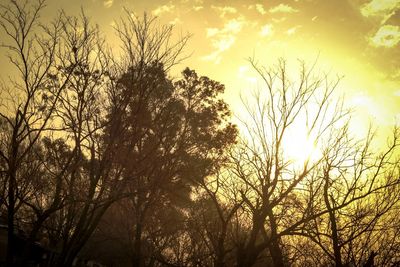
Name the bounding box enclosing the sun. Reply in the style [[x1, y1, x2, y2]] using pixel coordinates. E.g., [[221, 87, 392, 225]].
[[282, 123, 321, 166]]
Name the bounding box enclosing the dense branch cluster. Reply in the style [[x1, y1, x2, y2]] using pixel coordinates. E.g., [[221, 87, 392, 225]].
[[0, 1, 399, 267]]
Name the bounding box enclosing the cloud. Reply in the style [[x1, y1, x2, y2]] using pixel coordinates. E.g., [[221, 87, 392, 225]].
[[269, 4, 299, 13], [255, 4, 266, 15], [224, 18, 244, 33], [361, 0, 400, 23], [394, 90, 400, 96], [211, 6, 237, 18], [286, 25, 302, 35], [103, 0, 113, 8], [260, 24, 273, 37], [202, 17, 246, 63], [201, 36, 235, 64], [169, 18, 182, 25], [272, 17, 287, 23], [369, 25, 400, 47], [248, 4, 266, 15], [152, 4, 175, 16], [206, 28, 219, 37], [193, 6, 203, 11]]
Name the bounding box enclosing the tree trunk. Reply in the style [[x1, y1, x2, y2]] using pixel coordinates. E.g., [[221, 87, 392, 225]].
[[363, 251, 377, 267], [267, 208, 285, 267], [132, 222, 143, 267], [268, 238, 285, 267], [6, 192, 15, 266], [324, 175, 342, 267], [6, 163, 17, 266], [214, 223, 227, 267]]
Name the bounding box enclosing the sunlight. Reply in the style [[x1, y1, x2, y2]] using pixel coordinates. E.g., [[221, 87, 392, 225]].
[[282, 125, 321, 166]]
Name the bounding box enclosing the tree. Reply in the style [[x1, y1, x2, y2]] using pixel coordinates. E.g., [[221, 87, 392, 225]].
[[299, 126, 400, 266], [0, 0, 80, 264], [228, 58, 400, 267], [184, 161, 244, 267], [105, 62, 237, 266]]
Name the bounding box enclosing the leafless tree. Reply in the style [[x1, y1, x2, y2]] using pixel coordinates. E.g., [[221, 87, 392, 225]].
[[185, 163, 244, 267], [228, 58, 400, 267], [0, 0, 80, 264], [296, 125, 400, 266], [113, 10, 190, 73]]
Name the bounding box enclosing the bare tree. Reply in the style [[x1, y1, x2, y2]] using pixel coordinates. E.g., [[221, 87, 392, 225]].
[[297, 126, 400, 266], [0, 0, 80, 264], [228, 58, 400, 267], [113, 10, 190, 73], [228, 58, 343, 267], [185, 161, 244, 267]]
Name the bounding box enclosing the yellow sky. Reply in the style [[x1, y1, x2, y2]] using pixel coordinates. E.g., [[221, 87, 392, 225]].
[[1, 0, 399, 142]]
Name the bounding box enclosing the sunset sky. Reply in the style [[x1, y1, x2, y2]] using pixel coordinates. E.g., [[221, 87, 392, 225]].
[[1, 0, 399, 139]]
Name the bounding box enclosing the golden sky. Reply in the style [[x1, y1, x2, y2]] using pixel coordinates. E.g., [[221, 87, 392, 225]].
[[1, 0, 400, 138]]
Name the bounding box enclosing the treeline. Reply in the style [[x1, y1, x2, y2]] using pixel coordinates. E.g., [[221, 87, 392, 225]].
[[0, 1, 399, 267]]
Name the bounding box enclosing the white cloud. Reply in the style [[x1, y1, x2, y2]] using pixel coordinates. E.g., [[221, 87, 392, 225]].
[[103, 0, 113, 8], [224, 18, 244, 33], [286, 25, 302, 35], [169, 18, 182, 25], [369, 25, 400, 47], [362, 0, 399, 15], [206, 28, 219, 37], [255, 4, 266, 15], [269, 4, 299, 13], [260, 24, 273, 37], [214, 36, 235, 52], [211, 6, 237, 18], [201, 36, 235, 64], [248, 4, 266, 15], [152, 4, 175, 16], [193, 6, 203, 11], [202, 17, 246, 63], [361, 0, 400, 23], [360, 0, 400, 24], [394, 90, 400, 96]]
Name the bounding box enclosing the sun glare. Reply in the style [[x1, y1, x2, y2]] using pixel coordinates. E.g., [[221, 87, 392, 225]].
[[282, 125, 321, 166]]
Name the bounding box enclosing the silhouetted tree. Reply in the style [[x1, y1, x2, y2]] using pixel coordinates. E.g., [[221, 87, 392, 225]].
[[228, 58, 400, 267], [0, 0, 81, 264], [298, 126, 400, 266], [104, 62, 236, 266], [183, 162, 244, 267]]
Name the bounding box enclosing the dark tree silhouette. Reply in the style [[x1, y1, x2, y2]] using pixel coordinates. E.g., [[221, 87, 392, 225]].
[[1, 1, 399, 267], [0, 1, 80, 264], [102, 62, 237, 266]]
